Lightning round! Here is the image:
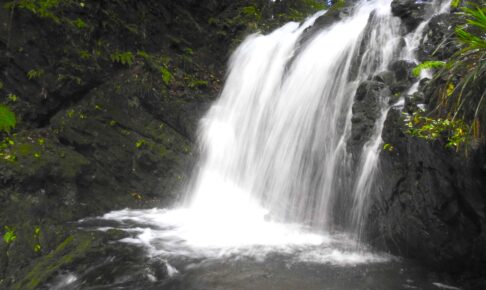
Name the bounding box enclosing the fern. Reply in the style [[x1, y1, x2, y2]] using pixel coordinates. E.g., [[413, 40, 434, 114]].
[[424, 2, 486, 142], [110, 51, 134, 66], [27, 68, 44, 80]]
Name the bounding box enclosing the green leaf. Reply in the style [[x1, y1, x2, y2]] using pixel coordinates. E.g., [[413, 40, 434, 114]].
[[0, 105, 16, 133], [110, 51, 134, 66], [159, 66, 172, 86], [72, 18, 87, 29], [135, 139, 145, 148], [27, 69, 44, 80], [450, 0, 461, 8], [3, 226, 16, 244], [383, 143, 394, 152], [412, 61, 446, 77]]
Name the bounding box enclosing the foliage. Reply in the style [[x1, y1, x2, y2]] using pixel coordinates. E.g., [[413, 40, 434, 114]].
[[33, 226, 41, 252], [71, 18, 87, 29], [183, 48, 194, 56], [136, 51, 173, 85], [241, 6, 261, 21], [412, 61, 446, 77], [456, 5, 486, 49], [423, 2, 485, 144], [79, 50, 90, 60], [27, 68, 44, 80], [7, 93, 18, 102], [185, 73, 208, 89], [66, 109, 75, 118], [5, 0, 64, 23], [302, 0, 327, 11], [130, 192, 143, 200], [135, 139, 145, 149], [0, 137, 16, 162], [451, 0, 462, 8], [110, 51, 134, 66], [188, 79, 208, 89], [3, 226, 16, 244], [383, 143, 394, 152], [136, 50, 150, 59], [406, 113, 469, 150], [159, 66, 172, 86], [0, 105, 16, 133]]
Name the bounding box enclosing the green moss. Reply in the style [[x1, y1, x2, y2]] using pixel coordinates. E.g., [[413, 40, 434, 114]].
[[0, 105, 17, 133], [0, 133, 89, 179], [13, 233, 94, 290], [17, 143, 34, 156]]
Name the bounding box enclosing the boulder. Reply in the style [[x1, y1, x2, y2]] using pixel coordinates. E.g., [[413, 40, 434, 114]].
[[391, 0, 430, 31], [349, 81, 390, 150]]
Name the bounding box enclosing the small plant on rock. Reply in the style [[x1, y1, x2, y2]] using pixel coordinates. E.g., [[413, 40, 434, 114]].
[[110, 51, 134, 66], [0, 105, 16, 133], [3, 226, 16, 245], [27, 68, 44, 80]]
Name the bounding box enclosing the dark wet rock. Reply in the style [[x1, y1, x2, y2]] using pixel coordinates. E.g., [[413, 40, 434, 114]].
[[372, 71, 396, 86], [387, 60, 417, 94], [365, 108, 486, 276], [418, 14, 462, 61], [389, 60, 416, 82], [404, 91, 425, 113], [299, 1, 355, 46], [349, 81, 390, 150], [389, 80, 410, 94], [391, 0, 429, 31]]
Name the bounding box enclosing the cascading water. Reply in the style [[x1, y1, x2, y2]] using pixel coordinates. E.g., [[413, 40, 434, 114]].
[[189, 0, 403, 238], [77, 0, 456, 284], [98, 0, 398, 251]]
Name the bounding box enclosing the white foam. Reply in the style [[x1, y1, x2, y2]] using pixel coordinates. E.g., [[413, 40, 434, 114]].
[[99, 208, 389, 266], [432, 282, 462, 290]]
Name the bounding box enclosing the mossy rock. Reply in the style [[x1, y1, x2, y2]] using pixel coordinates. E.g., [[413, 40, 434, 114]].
[[12, 232, 94, 290]]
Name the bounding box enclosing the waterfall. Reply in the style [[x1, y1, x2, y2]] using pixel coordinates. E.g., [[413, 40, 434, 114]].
[[188, 0, 401, 235], [94, 0, 451, 263]]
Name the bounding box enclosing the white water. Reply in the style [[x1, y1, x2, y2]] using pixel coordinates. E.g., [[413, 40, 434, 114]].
[[402, 0, 451, 94], [92, 0, 451, 269]]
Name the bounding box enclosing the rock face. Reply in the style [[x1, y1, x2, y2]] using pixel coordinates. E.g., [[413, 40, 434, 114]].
[[390, 0, 429, 31], [368, 108, 486, 275], [353, 0, 486, 285], [343, 0, 486, 284], [349, 81, 389, 149], [0, 0, 327, 288], [418, 14, 462, 61]]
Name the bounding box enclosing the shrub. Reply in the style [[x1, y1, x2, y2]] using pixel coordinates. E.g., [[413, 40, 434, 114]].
[[414, 2, 485, 147]]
